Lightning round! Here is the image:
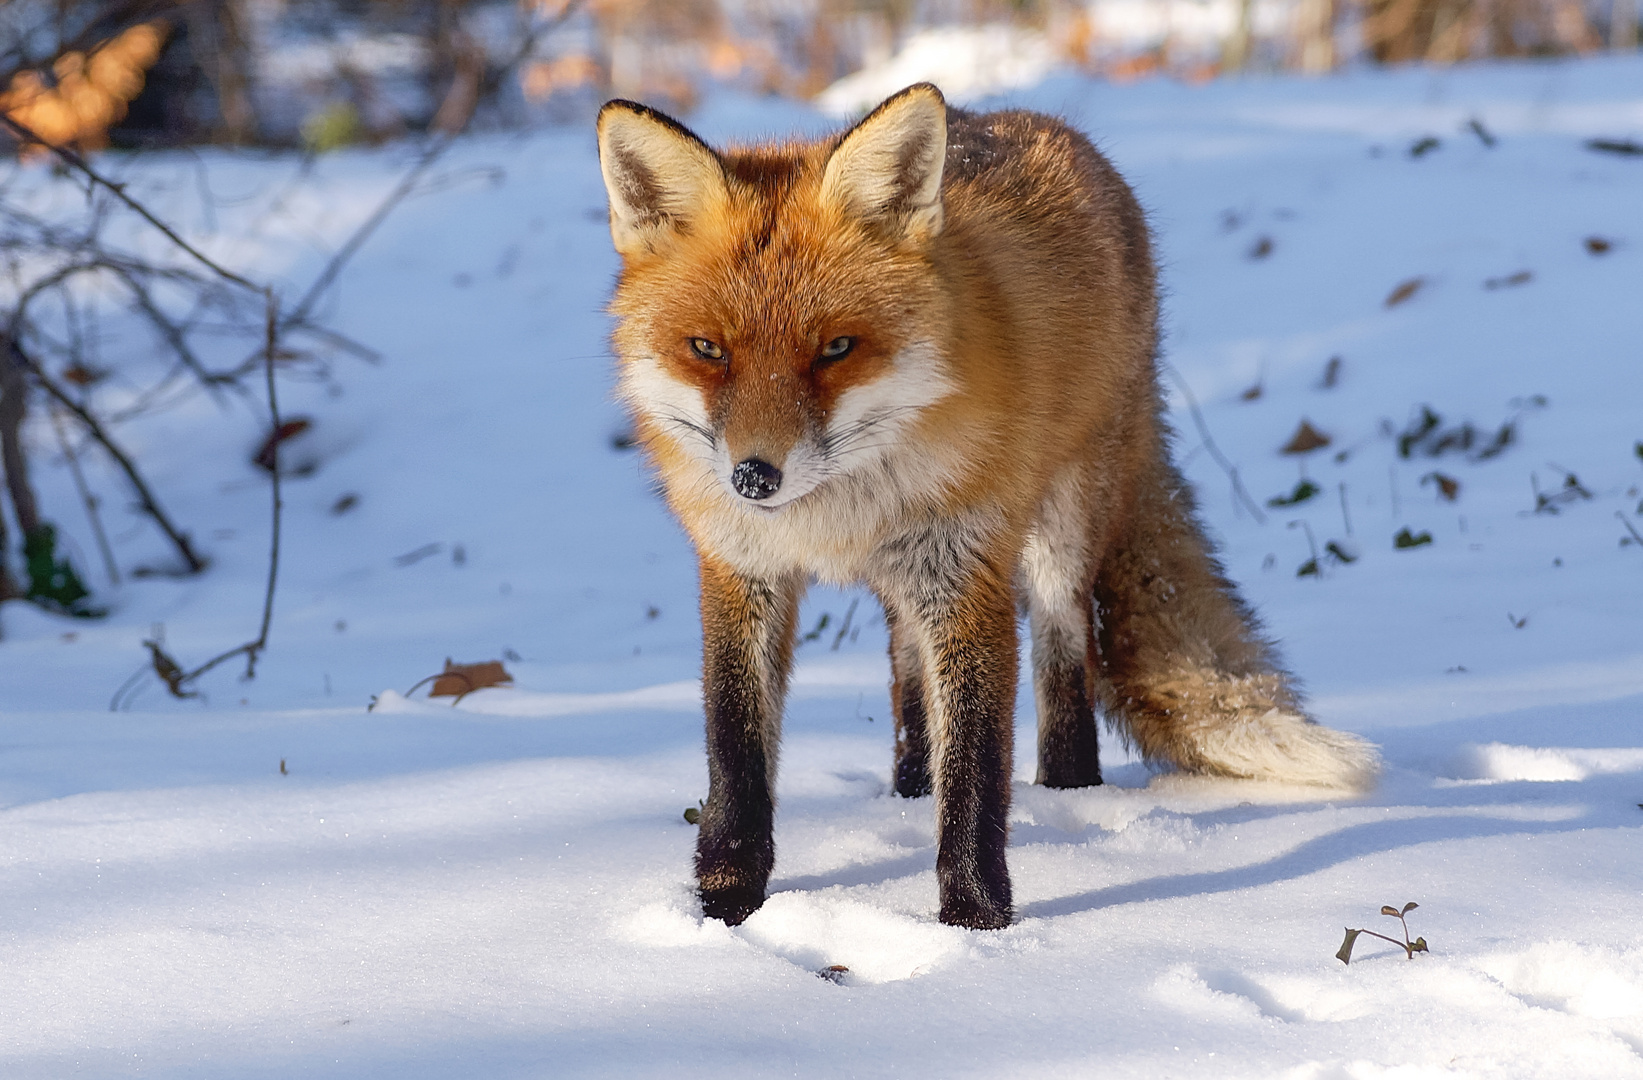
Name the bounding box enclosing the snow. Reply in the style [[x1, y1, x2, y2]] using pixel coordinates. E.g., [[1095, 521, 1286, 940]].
[[3, 56, 1643, 1077], [816, 25, 1063, 116]]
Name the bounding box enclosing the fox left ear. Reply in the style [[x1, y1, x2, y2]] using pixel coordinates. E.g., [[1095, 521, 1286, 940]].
[[597, 100, 728, 258], [820, 83, 947, 244]]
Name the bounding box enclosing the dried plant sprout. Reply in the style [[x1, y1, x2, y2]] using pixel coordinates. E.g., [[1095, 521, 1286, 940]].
[[1337, 902, 1429, 964]]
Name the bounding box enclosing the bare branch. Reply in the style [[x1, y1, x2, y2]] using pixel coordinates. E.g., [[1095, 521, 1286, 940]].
[[176, 289, 283, 684], [0, 111, 260, 292], [16, 338, 207, 573], [48, 405, 120, 585]]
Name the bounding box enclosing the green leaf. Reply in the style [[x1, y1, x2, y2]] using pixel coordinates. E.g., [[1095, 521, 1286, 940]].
[[1412, 937, 1429, 953], [22, 524, 102, 617], [1634, 441, 1643, 463], [1337, 928, 1362, 965], [1394, 527, 1433, 550], [682, 806, 700, 825], [1267, 479, 1321, 508]]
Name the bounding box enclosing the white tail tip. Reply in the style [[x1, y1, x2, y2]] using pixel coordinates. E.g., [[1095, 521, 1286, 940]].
[[1191, 709, 1381, 790]]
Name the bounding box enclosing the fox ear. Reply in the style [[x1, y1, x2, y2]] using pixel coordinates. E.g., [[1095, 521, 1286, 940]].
[[820, 83, 947, 243], [597, 101, 728, 258]]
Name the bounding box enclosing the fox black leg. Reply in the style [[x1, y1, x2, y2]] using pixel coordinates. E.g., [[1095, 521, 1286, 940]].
[[1030, 598, 1103, 789], [878, 534, 1017, 930], [695, 557, 800, 925], [886, 603, 933, 798]]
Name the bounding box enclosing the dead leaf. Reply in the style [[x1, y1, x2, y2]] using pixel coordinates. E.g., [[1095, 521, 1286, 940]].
[[1421, 471, 1461, 501], [253, 417, 313, 472], [1248, 235, 1273, 260], [1385, 277, 1425, 308], [61, 363, 107, 386], [1337, 928, 1363, 965], [1586, 235, 1612, 255], [1280, 419, 1332, 454], [428, 658, 513, 698]]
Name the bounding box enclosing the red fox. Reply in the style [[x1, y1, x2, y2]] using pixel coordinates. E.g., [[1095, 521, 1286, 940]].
[[596, 83, 1378, 930]]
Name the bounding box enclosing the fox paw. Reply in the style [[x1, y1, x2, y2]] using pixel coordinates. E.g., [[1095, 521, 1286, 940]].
[[700, 884, 766, 926]]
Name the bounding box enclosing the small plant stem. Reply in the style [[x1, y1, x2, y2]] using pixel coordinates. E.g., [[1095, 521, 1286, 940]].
[[1619, 511, 1643, 549], [1339, 481, 1353, 536], [1356, 927, 1418, 959], [1163, 363, 1267, 525]]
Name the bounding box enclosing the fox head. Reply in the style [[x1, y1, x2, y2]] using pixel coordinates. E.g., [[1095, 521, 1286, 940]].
[[597, 84, 956, 514]]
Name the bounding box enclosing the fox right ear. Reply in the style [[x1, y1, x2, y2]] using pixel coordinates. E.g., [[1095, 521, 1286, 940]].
[[820, 83, 947, 244], [597, 101, 728, 259]]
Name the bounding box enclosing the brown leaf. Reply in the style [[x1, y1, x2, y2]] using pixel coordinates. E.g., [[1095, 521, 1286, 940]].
[[1248, 235, 1273, 260], [429, 658, 513, 698], [1585, 235, 1612, 255], [253, 417, 313, 472], [1385, 277, 1425, 308], [61, 363, 107, 386], [1421, 471, 1461, 501], [1280, 419, 1332, 454], [1337, 928, 1362, 965], [1380, 905, 1401, 917]]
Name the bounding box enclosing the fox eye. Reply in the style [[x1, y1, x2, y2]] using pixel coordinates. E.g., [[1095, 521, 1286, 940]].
[[689, 338, 724, 361], [818, 336, 855, 362]]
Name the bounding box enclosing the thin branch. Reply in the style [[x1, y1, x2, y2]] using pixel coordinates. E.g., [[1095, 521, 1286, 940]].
[[177, 290, 282, 684], [48, 405, 120, 586], [1161, 363, 1268, 525], [105, 262, 236, 400], [478, 0, 588, 103], [0, 111, 260, 292], [285, 135, 456, 329], [17, 340, 206, 572]]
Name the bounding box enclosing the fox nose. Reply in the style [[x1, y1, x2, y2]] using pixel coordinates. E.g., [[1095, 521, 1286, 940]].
[[732, 458, 783, 501]]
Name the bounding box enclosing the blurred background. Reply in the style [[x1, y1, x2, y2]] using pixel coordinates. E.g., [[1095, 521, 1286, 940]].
[[2, 0, 1639, 152]]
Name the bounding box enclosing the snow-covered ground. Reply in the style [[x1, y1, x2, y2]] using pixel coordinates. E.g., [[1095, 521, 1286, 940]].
[[3, 57, 1643, 1077]]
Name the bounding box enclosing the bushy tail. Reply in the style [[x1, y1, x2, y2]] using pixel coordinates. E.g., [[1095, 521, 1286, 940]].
[[1102, 666, 1380, 789], [1093, 450, 1380, 791]]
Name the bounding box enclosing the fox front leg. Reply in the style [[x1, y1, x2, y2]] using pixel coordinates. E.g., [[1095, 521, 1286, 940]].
[[694, 558, 801, 925], [876, 530, 1018, 929]]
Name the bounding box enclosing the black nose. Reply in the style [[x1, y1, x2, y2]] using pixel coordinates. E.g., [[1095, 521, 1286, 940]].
[[732, 458, 783, 501]]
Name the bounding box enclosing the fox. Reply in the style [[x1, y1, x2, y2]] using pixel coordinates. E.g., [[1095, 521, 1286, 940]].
[[595, 83, 1378, 931]]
